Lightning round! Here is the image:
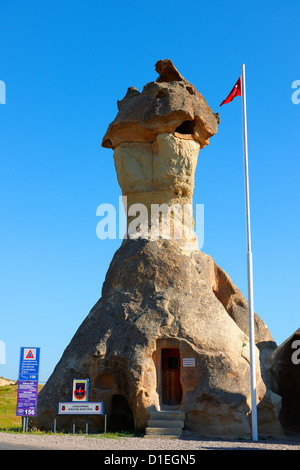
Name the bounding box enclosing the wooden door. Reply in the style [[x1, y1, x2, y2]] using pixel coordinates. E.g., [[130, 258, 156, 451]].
[[161, 349, 182, 406]]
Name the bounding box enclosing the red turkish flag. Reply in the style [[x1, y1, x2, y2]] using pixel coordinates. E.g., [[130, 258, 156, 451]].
[[220, 77, 241, 106]]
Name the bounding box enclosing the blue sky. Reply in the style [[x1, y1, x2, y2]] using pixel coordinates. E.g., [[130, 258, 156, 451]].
[[0, 0, 299, 383]]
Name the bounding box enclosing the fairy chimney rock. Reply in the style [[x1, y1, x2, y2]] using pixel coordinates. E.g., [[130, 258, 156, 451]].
[[102, 59, 220, 247]]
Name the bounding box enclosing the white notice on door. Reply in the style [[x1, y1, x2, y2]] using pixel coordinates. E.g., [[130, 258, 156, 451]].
[[183, 358, 195, 367]]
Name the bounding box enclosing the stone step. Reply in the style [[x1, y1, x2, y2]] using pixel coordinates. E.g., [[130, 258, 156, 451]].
[[145, 427, 182, 436], [147, 419, 184, 428], [145, 411, 185, 439], [149, 411, 185, 421]]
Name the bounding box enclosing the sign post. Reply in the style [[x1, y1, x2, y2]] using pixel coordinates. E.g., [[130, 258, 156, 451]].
[[72, 379, 89, 402], [55, 401, 104, 434], [16, 347, 40, 428], [54, 378, 105, 434], [18, 347, 40, 381], [16, 381, 39, 417], [58, 402, 103, 415]]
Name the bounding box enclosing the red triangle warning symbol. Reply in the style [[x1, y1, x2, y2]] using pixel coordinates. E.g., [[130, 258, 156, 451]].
[[26, 350, 34, 359]]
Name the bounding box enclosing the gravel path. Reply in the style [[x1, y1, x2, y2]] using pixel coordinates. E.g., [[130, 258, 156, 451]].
[[0, 431, 300, 450]]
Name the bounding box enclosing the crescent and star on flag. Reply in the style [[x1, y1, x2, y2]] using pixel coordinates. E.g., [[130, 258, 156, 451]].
[[220, 76, 242, 106]]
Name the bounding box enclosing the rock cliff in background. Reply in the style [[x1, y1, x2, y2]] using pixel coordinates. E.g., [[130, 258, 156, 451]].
[[33, 60, 284, 438]]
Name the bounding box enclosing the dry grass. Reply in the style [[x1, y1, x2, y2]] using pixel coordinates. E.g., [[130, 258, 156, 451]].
[[0, 383, 43, 431], [0, 384, 22, 430]]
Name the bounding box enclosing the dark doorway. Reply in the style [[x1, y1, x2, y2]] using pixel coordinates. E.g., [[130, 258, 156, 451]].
[[109, 394, 134, 431], [161, 349, 182, 406]]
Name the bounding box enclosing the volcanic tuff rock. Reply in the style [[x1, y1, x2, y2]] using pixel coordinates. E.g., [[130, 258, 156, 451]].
[[106, 61, 219, 249], [114, 133, 201, 249], [33, 60, 284, 437], [34, 238, 282, 436], [102, 59, 220, 150]]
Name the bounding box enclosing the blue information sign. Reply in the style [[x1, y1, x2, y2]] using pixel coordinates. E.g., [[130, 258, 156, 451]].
[[16, 381, 39, 416], [18, 347, 40, 381]]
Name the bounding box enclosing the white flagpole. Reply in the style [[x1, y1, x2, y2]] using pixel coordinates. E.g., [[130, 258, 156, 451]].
[[241, 63, 258, 442]]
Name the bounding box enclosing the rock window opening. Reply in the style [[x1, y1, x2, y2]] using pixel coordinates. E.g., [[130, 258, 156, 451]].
[[174, 120, 194, 135]]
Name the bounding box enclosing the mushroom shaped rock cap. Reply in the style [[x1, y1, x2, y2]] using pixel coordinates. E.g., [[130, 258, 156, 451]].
[[102, 59, 220, 150]]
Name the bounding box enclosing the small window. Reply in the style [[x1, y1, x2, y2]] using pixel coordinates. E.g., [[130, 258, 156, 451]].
[[168, 356, 179, 369], [174, 120, 194, 135]]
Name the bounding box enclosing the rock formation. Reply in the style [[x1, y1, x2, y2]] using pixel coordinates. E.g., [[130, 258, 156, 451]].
[[269, 329, 300, 435], [33, 60, 285, 438], [102, 59, 219, 150]]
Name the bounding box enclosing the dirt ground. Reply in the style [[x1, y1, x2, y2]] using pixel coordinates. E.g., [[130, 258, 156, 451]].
[[0, 430, 299, 451]]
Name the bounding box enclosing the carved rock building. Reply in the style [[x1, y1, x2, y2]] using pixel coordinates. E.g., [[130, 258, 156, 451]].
[[33, 60, 299, 438]]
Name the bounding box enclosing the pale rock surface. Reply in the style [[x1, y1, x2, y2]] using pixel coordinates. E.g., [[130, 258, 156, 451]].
[[33, 60, 284, 438], [102, 59, 219, 150], [114, 133, 200, 248], [0, 378, 16, 386], [33, 238, 283, 437]]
